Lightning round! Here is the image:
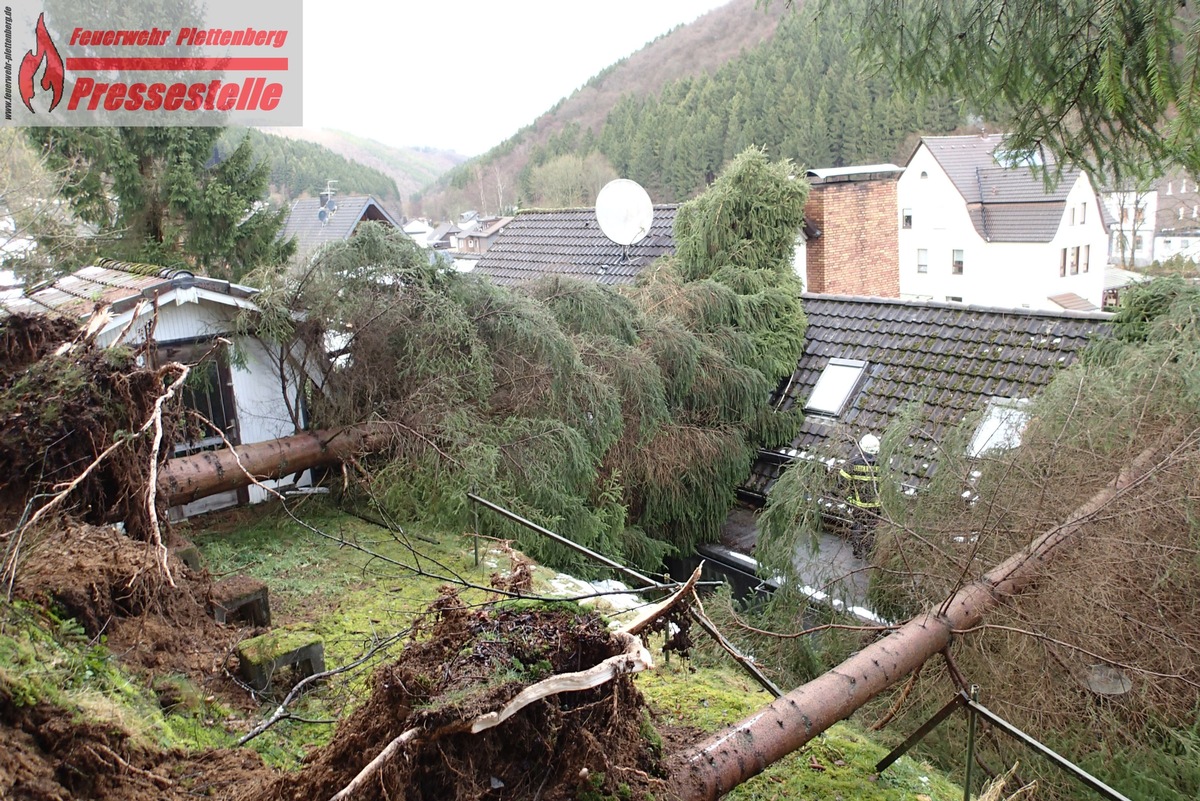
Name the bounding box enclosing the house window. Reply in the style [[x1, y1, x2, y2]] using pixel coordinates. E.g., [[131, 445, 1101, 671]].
[[951, 249, 964, 274], [902, 208, 913, 229], [945, 296, 963, 303], [153, 341, 238, 453], [1120, 207, 1129, 223], [917, 248, 929, 273], [969, 398, 1031, 458], [1167, 181, 1174, 195], [1135, 235, 1144, 250], [920, 171, 928, 179], [1059, 248, 1067, 277], [1069, 207, 1076, 225], [1180, 207, 1185, 220], [804, 358, 867, 418], [1079, 203, 1086, 224], [1069, 247, 1079, 275], [1082, 244, 1090, 273]]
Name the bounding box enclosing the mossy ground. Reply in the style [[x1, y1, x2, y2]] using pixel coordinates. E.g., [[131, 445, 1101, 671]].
[[639, 661, 963, 800]]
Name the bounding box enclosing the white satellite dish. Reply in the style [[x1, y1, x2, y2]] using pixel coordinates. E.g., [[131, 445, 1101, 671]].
[[596, 179, 654, 246]]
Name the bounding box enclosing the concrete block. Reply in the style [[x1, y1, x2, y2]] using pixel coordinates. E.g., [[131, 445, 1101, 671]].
[[210, 576, 271, 627], [236, 627, 326, 691], [171, 539, 203, 573]]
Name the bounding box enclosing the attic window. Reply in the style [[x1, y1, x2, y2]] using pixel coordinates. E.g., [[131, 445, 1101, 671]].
[[969, 398, 1031, 458], [902, 208, 913, 229], [804, 358, 867, 418]]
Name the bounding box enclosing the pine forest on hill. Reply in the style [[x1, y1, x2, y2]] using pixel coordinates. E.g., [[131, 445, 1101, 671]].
[[414, 0, 965, 218], [217, 128, 402, 205]]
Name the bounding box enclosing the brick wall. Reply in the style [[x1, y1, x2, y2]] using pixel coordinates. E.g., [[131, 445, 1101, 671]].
[[804, 178, 899, 297]]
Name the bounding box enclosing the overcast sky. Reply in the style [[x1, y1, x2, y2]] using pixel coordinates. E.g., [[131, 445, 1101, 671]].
[[301, 1, 731, 156]]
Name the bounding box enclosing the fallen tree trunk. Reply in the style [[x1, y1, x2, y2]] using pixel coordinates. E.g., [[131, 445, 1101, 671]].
[[667, 443, 1166, 801], [159, 425, 390, 506]]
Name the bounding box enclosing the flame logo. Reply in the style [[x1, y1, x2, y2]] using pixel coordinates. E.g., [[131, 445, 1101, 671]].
[[18, 14, 65, 114]]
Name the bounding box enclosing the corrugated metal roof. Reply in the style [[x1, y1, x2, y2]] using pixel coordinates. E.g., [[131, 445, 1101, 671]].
[[281, 195, 401, 256], [744, 294, 1111, 497], [472, 205, 679, 287], [0, 260, 257, 320]]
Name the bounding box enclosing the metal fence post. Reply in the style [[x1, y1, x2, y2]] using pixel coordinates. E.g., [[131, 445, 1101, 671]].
[[964, 684, 980, 801]]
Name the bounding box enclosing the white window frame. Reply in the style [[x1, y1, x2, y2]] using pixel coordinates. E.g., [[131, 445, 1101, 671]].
[[917, 248, 929, 273], [804, 358, 867, 418]]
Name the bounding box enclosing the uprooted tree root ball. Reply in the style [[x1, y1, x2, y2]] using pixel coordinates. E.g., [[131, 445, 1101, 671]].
[[0, 313, 186, 540], [244, 590, 672, 801]]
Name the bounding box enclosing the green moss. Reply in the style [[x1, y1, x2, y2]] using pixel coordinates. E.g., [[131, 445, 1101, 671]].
[[637, 661, 962, 800], [237, 625, 322, 667]]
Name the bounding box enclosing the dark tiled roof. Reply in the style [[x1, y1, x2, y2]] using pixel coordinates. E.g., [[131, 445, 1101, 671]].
[[920, 135, 1081, 243], [969, 202, 1065, 242], [281, 195, 401, 256], [744, 294, 1111, 496], [472, 205, 679, 287], [0, 260, 256, 320]]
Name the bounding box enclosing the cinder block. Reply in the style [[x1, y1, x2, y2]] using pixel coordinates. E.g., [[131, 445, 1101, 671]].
[[237, 627, 326, 691], [171, 539, 203, 573], [210, 576, 271, 627]]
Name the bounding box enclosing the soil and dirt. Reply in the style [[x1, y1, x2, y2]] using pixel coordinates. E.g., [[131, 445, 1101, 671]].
[[243, 589, 670, 801], [3, 519, 675, 801]]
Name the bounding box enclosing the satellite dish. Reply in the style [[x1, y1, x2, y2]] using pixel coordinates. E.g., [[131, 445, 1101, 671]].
[[326, 199, 337, 214], [318, 207, 329, 223], [596, 179, 653, 246]]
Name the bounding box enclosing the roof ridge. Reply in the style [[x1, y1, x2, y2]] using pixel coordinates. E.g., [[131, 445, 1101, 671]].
[[801, 293, 1112, 321]]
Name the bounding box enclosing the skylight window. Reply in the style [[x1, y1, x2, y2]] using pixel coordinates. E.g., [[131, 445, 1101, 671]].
[[993, 147, 1043, 168], [804, 358, 867, 417], [969, 398, 1031, 457]]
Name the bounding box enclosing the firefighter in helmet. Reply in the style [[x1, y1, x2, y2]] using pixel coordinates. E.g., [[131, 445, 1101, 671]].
[[839, 433, 881, 558]]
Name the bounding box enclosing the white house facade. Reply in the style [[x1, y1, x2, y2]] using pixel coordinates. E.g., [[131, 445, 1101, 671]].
[[897, 135, 1109, 311]]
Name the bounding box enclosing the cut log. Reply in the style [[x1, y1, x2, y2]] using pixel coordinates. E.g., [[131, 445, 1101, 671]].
[[666, 444, 1165, 800], [159, 425, 390, 506]]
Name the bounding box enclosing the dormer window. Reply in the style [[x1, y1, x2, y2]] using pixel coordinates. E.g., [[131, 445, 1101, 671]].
[[970, 398, 1031, 457], [804, 358, 868, 418]]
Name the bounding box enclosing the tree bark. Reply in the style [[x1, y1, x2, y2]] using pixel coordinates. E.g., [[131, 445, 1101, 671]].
[[159, 425, 390, 506], [666, 444, 1163, 801]]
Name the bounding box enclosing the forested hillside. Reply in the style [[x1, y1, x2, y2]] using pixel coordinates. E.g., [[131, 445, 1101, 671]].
[[414, 0, 965, 217], [218, 128, 401, 204], [257, 126, 465, 199]]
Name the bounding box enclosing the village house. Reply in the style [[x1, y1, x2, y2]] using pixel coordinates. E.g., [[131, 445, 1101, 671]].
[[0, 260, 311, 517], [281, 193, 402, 259], [896, 134, 1109, 311], [1104, 170, 1200, 267]]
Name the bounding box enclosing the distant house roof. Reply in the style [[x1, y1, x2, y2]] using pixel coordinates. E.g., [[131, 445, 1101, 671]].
[[456, 216, 514, 241], [0, 260, 258, 325], [917, 134, 1086, 243], [472, 205, 679, 287], [281, 195, 401, 256], [744, 294, 1111, 497]]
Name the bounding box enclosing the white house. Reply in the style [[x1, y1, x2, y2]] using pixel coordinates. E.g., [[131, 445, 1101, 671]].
[[897, 134, 1109, 311], [1103, 171, 1200, 267], [0, 260, 310, 517], [1103, 185, 1158, 267]]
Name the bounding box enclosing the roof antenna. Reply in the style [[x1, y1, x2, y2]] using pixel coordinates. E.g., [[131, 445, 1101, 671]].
[[317, 179, 339, 224]]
